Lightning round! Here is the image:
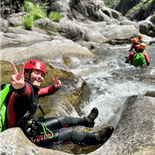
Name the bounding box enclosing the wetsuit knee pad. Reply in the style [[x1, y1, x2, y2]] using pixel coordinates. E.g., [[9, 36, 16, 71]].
[[44, 117, 62, 131], [57, 128, 96, 146], [57, 115, 86, 127], [57, 115, 67, 126], [58, 128, 85, 142]]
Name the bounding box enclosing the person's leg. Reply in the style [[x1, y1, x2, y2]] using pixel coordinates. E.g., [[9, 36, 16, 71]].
[[125, 52, 135, 63], [33, 126, 114, 148], [43, 107, 99, 131], [129, 52, 135, 63], [143, 53, 150, 65], [57, 126, 114, 146]]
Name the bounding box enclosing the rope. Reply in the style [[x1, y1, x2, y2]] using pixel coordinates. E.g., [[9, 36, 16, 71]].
[[40, 123, 54, 139]]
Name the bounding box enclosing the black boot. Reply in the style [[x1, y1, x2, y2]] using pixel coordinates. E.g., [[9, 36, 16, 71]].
[[146, 61, 150, 66], [84, 107, 98, 127], [94, 126, 114, 144], [125, 59, 129, 63]]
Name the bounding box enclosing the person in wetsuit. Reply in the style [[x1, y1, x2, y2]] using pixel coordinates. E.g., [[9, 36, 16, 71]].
[[136, 34, 143, 43], [125, 38, 140, 64], [129, 38, 140, 52], [7, 59, 114, 148], [136, 43, 150, 65], [125, 43, 150, 66]]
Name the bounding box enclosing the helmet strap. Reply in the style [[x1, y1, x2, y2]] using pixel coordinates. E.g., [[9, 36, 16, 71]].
[[29, 69, 33, 81]]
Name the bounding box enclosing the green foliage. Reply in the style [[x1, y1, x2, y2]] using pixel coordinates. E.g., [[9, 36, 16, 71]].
[[125, 0, 154, 16], [21, 1, 62, 30], [30, 9, 46, 21], [126, 5, 137, 15], [22, 1, 37, 12], [34, 23, 45, 30], [22, 1, 47, 29], [52, 27, 57, 32], [17, 23, 23, 26], [102, 0, 115, 8], [49, 12, 62, 22], [40, 0, 49, 14], [22, 15, 34, 30], [144, 0, 154, 8]]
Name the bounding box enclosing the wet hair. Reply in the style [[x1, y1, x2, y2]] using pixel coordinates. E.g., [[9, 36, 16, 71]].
[[25, 69, 31, 73], [24, 69, 32, 80]]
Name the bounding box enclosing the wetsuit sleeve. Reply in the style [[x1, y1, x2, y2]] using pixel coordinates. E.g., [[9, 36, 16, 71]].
[[38, 85, 58, 96], [14, 83, 31, 96], [7, 83, 32, 128], [129, 45, 134, 51], [143, 53, 150, 62]]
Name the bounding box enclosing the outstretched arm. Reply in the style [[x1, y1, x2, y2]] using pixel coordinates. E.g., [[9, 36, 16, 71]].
[[38, 73, 61, 96], [10, 62, 25, 90], [51, 73, 61, 89]]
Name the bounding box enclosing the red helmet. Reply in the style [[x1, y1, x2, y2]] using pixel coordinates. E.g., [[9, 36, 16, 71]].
[[139, 34, 143, 39], [25, 59, 46, 76]]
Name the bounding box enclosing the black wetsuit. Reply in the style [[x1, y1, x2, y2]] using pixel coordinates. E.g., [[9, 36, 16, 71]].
[[7, 79, 97, 148]]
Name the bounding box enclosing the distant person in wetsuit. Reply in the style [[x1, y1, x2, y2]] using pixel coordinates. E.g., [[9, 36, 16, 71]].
[[125, 43, 150, 66], [6, 59, 114, 148], [129, 38, 139, 52], [125, 38, 140, 64], [136, 43, 150, 65], [136, 34, 143, 43]]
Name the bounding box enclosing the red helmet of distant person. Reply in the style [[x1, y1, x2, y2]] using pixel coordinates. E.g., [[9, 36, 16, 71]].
[[24, 59, 46, 76], [139, 34, 143, 39]]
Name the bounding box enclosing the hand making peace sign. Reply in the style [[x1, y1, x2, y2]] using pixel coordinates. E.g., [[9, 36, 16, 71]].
[[51, 73, 61, 89], [10, 62, 25, 90]]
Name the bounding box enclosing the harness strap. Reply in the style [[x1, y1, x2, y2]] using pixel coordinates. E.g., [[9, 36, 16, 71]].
[[38, 104, 45, 115], [14, 82, 45, 127]]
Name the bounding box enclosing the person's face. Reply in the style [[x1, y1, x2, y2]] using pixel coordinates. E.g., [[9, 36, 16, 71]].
[[25, 69, 44, 87]]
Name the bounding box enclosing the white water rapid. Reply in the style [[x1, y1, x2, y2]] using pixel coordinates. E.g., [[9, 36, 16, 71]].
[[69, 44, 155, 129]]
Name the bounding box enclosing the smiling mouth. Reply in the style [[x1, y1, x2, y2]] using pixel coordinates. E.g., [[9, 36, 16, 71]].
[[36, 78, 40, 82]]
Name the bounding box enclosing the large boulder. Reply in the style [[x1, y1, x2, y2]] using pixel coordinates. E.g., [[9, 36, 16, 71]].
[[139, 20, 155, 37], [0, 18, 9, 33], [0, 39, 94, 62], [88, 95, 155, 155], [35, 18, 108, 43], [7, 12, 27, 27], [146, 14, 155, 24], [0, 28, 52, 49], [102, 25, 139, 40], [113, 0, 155, 21], [48, 0, 73, 20], [0, 128, 71, 155]]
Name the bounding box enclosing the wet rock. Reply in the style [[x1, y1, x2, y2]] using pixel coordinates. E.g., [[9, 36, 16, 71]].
[[0, 128, 71, 155], [92, 96, 155, 155], [7, 12, 27, 27], [0, 18, 9, 33], [0, 39, 94, 63], [0, 30, 52, 49]]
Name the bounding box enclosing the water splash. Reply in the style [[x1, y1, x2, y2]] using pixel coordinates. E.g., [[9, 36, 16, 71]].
[[69, 44, 155, 128]]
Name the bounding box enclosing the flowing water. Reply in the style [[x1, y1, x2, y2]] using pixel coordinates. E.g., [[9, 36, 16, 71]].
[[67, 43, 155, 154], [67, 43, 155, 129]]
